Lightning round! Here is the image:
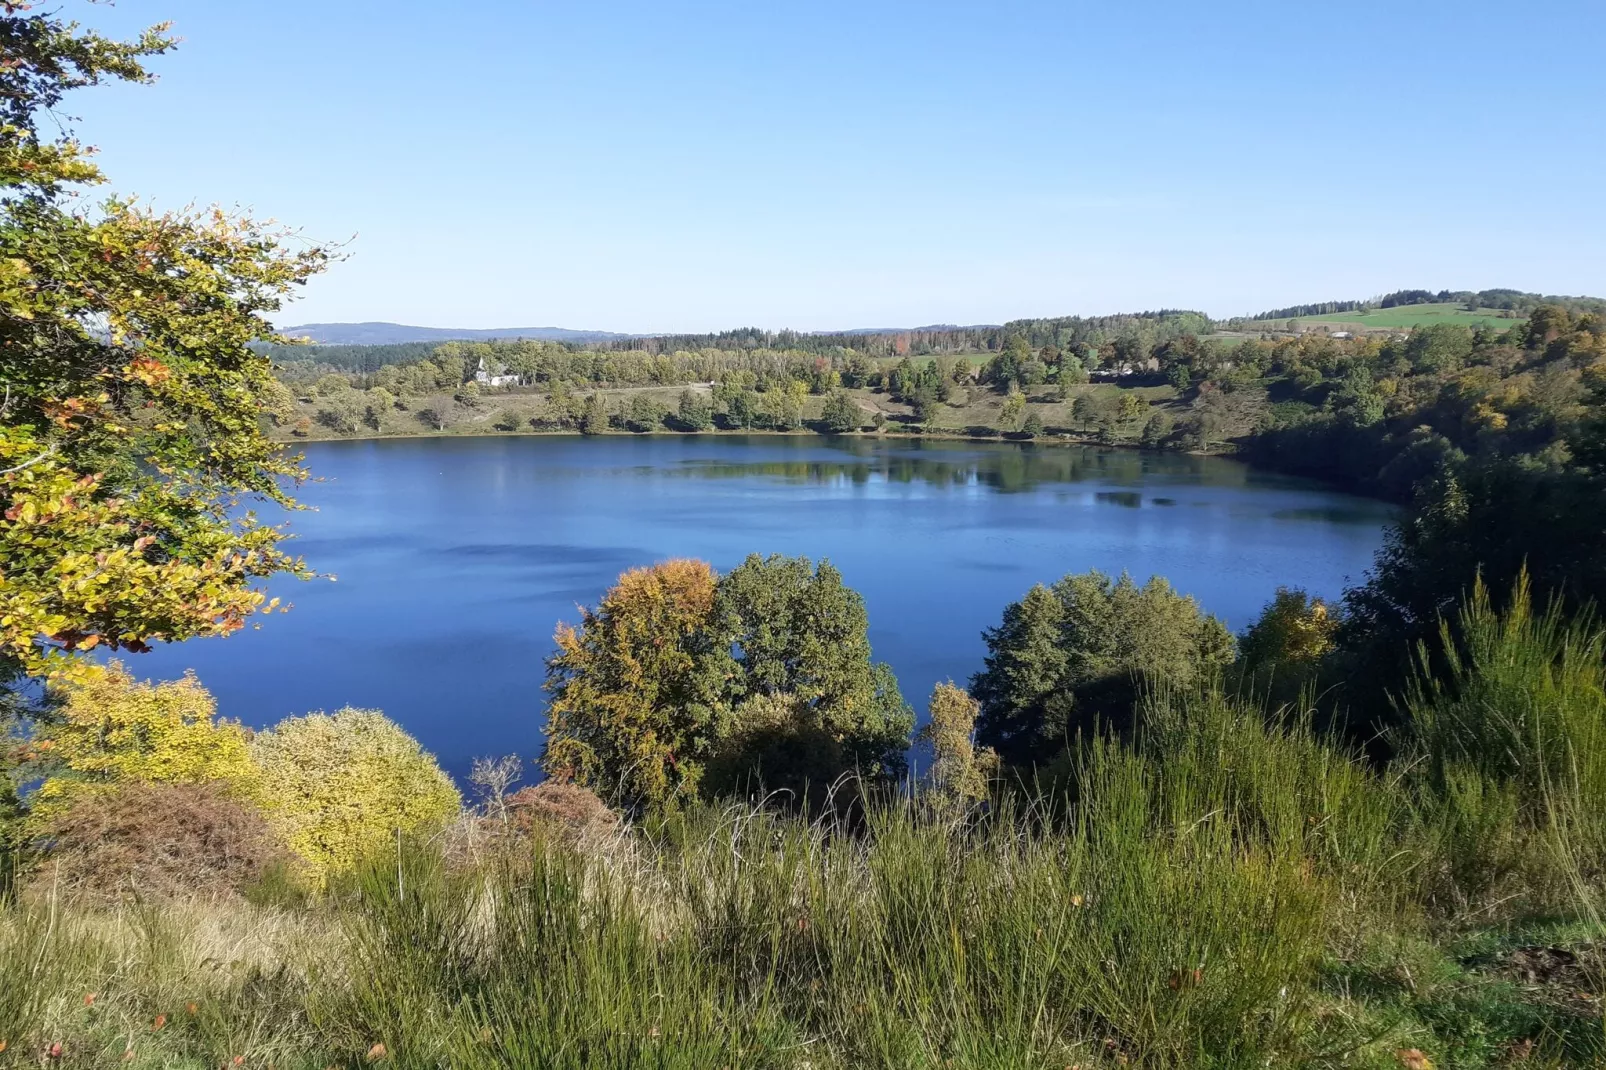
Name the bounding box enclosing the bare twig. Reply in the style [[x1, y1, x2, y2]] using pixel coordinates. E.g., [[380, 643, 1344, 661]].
[[0, 445, 57, 476]]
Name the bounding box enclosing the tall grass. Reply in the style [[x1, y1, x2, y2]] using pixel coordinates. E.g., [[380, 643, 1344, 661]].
[[304, 790, 1327, 1069], [3, 579, 1605, 1066], [1404, 573, 1606, 914], [1407, 573, 1606, 810]]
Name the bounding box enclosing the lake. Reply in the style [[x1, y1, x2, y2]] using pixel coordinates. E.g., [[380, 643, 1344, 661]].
[[133, 435, 1395, 779]]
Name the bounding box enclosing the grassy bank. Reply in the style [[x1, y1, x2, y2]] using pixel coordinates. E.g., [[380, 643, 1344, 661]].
[[6, 670, 1604, 1069], [1296, 303, 1528, 332], [278, 381, 1190, 450]]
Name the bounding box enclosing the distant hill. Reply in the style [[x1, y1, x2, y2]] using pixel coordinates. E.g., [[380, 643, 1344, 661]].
[[282, 321, 1010, 347], [825, 324, 1002, 336], [281, 322, 637, 345], [1248, 289, 1605, 325]]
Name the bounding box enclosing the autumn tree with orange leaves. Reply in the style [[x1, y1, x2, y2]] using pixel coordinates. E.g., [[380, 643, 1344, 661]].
[[542, 556, 915, 812], [0, 5, 331, 879], [541, 560, 722, 810]]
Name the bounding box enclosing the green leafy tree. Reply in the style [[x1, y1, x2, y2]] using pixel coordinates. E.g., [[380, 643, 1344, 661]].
[[1141, 412, 1173, 448], [434, 353, 467, 388], [250, 707, 460, 885], [1524, 304, 1573, 348], [970, 585, 1071, 765], [768, 379, 809, 430], [676, 388, 713, 431], [0, 9, 331, 685], [704, 554, 913, 776], [973, 571, 1235, 765], [315, 389, 364, 434], [1117, 392, 1147, 431], [626, 394, 666, 432], [1239, 588, 1338, 670], [1405, 324, 1473, 375], [839, 355, 874, 389], [579, 393, 608, 435], [821, 390, 862, 433], [888, 358, 918, 400], [725, 389, 759, 429], [364, 387, 397, 429], [1071, 393, 1103, 431], [416, 395, 456, 432], [1000, 391, 1026, 430], [1020, 412, 1045, 438], [314, 373, 351, 397]]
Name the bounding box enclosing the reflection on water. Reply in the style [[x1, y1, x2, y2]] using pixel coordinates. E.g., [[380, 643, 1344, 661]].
[[131, 434, 1395, 778], [669, 436, 1262, 495]]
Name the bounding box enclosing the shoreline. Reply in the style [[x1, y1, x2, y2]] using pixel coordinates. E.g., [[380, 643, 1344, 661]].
[[273, 426, 1394, 503], [276, 424, 1218, 454]]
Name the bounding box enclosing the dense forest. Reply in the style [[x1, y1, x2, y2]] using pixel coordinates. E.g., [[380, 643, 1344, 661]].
[[7, 6, 1606, 1068]]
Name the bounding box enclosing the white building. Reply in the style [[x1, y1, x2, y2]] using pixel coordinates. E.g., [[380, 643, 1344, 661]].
[[475, 357, 521, 388]]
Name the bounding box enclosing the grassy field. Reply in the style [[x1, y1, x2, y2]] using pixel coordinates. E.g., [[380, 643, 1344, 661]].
[[1298, 303, 1527, 332]]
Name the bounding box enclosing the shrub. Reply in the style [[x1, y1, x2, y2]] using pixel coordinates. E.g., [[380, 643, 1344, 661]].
[[919, 682, 995, 810], [30, 663, 259, 822], [249, 708, 460, 884], [820, 390, 862, 432], [702, 691, 848, 807], [1403, 572, 1606, 908], [1239, 587, 1339, 669], [505, 782, 618, 846], [1405, 572, 1606, 813], [30, 781, 285, 903]]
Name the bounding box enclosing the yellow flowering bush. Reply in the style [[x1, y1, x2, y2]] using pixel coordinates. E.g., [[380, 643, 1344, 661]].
[[30, 662, 258, 821], [249, 708, 460, 884]]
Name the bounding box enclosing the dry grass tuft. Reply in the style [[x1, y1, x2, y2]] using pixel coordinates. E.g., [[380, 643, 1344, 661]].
[[28, 782, 287, 904]]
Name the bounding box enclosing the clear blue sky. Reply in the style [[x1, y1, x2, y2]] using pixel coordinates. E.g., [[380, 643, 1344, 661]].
[[66, 0, 1606, 333]]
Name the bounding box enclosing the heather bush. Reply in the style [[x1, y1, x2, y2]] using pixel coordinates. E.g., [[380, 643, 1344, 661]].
[[28, 781, 285, 903], [504, 781, 618, 846]]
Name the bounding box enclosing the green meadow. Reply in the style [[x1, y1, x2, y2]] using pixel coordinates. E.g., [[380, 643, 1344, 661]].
[[1300, 303, 1527, 331]]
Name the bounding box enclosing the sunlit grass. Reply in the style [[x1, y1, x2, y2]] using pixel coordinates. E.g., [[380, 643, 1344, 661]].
[[6, 595, 1606, 1068]]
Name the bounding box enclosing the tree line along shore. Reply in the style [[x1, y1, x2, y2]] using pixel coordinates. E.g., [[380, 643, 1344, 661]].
[[274, 304, 1606, 505]]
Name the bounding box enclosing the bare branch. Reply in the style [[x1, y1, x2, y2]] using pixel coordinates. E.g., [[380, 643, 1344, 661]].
[[0, 445, 58, 476]]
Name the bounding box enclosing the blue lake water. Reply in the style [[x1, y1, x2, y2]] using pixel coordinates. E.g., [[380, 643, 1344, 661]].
[[132, 435, 1395, 779]]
